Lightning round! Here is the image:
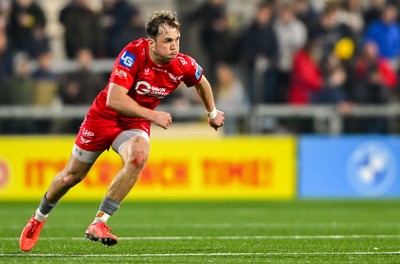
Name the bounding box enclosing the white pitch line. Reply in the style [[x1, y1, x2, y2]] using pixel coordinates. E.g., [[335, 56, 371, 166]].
[[3, 222, 400, 230], [1, 252, 400, 258], [117, 235, 400, 240], [1, 234, 400, 241]]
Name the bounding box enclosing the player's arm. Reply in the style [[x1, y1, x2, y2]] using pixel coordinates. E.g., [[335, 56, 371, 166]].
[[106, 82, 172, 129], [194, 76, 224, 131]]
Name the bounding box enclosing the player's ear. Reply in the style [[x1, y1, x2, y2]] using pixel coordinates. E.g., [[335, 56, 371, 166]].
[[148, 37, 155, 50]]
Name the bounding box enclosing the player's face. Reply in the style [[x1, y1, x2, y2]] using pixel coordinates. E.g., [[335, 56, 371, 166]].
[[150, 25, 180, 64]]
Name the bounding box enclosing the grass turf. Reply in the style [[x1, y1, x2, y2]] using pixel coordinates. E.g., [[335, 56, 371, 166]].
[[0, 200, 400, 263]]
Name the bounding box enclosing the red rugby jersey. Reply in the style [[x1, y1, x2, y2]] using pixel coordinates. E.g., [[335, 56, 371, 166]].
[[87, 38, 203, 127]]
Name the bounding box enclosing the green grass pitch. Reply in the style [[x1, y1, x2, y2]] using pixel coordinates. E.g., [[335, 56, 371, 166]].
[[1, 200, 400, 263]]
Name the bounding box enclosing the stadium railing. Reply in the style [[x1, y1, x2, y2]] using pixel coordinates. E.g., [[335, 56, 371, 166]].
[[1, 104, 399, 135]]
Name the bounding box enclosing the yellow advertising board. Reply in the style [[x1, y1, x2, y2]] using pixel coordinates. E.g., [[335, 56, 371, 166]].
[[0, 136, 296, 200]]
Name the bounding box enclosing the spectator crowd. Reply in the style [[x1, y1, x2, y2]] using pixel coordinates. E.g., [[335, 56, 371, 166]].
[[1, 0, 400, 135], [0, 0, 146, 133]]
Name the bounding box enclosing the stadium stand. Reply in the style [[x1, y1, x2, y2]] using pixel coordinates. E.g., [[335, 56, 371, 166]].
[[1, 0, 400, 135]]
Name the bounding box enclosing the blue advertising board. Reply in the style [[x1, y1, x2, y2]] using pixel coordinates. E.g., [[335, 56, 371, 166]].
[[299, 136, 400, 198]]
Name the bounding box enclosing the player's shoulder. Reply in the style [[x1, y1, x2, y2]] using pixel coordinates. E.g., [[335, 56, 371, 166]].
[[121, 38, 148, 57], [125, 38, 148, 48], [131, 38, 149, 48], [174, 53, 203, 82], [116, 38, 148, 69], [174, 53, 197, 68]]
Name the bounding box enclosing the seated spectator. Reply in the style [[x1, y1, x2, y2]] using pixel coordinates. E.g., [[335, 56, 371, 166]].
[[56, 48, 106, 133], [312, 63, 348, 105], [2, 53, 37, 133], [32, 51, 58, 106], [352, 41, 398, 133], [31, 51, 58, 133], [59, 49, 104, 105], [32, 51, 57, 82], [354, 42, 398, 103], [3, 53, 33, 105], [215, 63, 248, 135], [312, 57, 353, 134]]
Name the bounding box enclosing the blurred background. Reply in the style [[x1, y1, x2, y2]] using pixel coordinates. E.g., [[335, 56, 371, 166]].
[[1, 0, 400, 201], [1, 0, 400, 135]]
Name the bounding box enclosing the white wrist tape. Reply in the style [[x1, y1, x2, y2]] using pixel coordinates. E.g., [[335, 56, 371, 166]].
[[208, 107, 218, 119]]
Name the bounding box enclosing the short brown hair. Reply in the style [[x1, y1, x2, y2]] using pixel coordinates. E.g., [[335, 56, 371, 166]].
[[146, 10, 181, 38]]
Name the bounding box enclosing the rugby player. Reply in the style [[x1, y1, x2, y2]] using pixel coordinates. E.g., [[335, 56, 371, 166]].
[[20, 10, 224, 251]]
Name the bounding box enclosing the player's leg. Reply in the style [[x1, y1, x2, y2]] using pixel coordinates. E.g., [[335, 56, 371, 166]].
[[20, 145, 101, 251], [46, 148, 99, 203], [85, 130, 150, 246], [106, 134, 150, 202]]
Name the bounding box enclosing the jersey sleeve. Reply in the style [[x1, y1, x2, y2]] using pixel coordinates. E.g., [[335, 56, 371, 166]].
[[181, 55, 204, 87], [109, 44, 141, 90]]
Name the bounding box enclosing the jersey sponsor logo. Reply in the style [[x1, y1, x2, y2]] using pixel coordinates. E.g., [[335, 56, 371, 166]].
[[82, 128, 94, 137], [178, 56, 187, 65], [116, 68, 128, 78], [135, 81, 169, 99], [151, 67, 183, 82], [195, 63, 203, 80], [135, 39, 144, 46], [152, 67, 168, 74], [80, 136, 92, 144], [168, 72, 184, 82], [80, 129, 94, 145], [119, 51, 135, 69]]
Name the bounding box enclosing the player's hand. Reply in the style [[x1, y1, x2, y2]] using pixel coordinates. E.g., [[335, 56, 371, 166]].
[[153, 111, 172, 129], [209, 110, 224, 131]]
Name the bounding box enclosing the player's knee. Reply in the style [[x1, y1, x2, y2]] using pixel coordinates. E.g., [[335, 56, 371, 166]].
[[127, 151, 148, 171], [61, 171, 85, 188]]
